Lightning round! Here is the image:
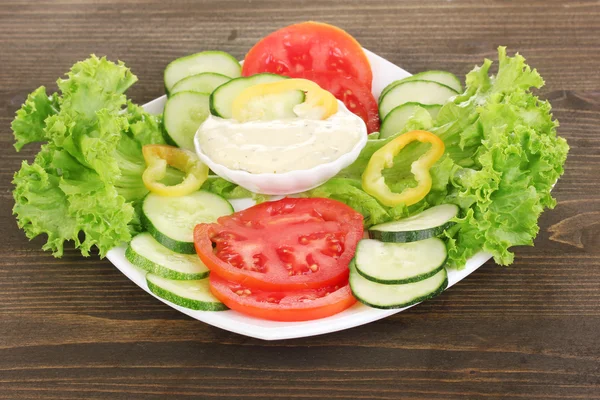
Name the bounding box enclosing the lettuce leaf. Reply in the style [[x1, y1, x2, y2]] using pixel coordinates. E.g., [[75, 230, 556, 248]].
[[12, 55, 164, 257], [12, 87, 60, 151], [318, 47, 568, 269]]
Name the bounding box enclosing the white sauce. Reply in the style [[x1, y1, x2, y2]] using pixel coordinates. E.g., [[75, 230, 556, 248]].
[[194, 101, 366, 174]]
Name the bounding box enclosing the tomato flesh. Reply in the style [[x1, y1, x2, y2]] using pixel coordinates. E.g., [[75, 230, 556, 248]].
[[209, 273, 357, 321], [296, 70, 380, 134], [194, 198, 363, 291], [242, 21, 373, 90]]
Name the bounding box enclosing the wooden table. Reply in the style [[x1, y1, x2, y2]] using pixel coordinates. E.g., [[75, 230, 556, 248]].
[[1, 1, 599, 399]]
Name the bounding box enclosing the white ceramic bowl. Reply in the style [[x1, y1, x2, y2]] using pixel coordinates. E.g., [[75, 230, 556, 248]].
[[193, 101, 368, 195]]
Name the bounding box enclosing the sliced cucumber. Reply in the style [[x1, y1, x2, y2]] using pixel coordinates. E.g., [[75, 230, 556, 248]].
[[378, 80, 458, 120], [146, 273, 227, 311], [355, 238, 447, 284], [236, 90, 305, 121], [164, 51, 241, 93], [126, 233, 210, 280], [209, 73, 289, 119], [141, 191, 233, 254], [170, 72, 231, 96], [369, 204, 459, 242], [379, 102, 442, 139], [163, 91, 210, 150], [379, 71, 462, 102], [349, 262, 448, 309]]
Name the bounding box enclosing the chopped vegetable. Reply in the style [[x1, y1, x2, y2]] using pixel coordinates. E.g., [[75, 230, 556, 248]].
[[194, 198, 363, 291], [232, 78, 338, 121], [242, 21, 373, 90], [142, 145, 208, 197], [340, 47, 569, 268], [209, 274, 356, 321], [12, 55, 165, 257], [362, 130, 445, 207]]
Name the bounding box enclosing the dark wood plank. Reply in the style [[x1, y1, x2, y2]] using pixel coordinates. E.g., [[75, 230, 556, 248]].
[[1, 1, 599, 399]]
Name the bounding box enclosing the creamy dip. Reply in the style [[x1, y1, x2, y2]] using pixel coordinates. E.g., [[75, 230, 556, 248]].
[[194, 101, 366, 174]]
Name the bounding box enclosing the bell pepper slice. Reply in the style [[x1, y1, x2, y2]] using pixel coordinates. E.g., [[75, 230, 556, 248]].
[[232, 78, 338, 122], [142, 145, 208, 197], [362, 130, 445, 207]]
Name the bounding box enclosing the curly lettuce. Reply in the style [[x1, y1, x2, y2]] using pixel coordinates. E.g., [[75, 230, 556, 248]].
[[312, 47, 568, 269], [12, 55, 165, 257]]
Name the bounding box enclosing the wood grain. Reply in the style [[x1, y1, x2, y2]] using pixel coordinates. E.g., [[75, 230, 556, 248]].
[[1, 1, 599, 399]]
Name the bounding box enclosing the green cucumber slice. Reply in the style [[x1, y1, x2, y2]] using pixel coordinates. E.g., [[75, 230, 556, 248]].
[[170, 72, 231, 96], [126, 233, 210, 280], [369, 204, 459, 243], [379, 102, 442, 139], [146, 273, 227, 311], [141, 191, 233, 254], [354, 238, 447, 284], [163, 91, 210, 150], [378, 80, 458, 120], [236, 90, 305, 121], [209, 73, 289, 119], [379, 71, 462, 102], [164, 51, 241, 93], [349, 262, 448, 309]]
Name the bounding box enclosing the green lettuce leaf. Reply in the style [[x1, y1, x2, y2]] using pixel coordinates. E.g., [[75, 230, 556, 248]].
[[319, 47, 568, 269], [12, 56, 163, 258], [12, 87, 60, 151]]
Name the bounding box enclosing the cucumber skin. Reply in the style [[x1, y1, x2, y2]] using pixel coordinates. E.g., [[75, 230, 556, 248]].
[[146, 278, 228, 311], [164, 51, 241, 95], [368, 221, 455, 243], [379, 71, 462, 103], [355, 262, 446, 285], [351, 269, 449, 310], [161, 118, 180, 147], [140, 209, 196, 254], [125, 244, 209, 280]]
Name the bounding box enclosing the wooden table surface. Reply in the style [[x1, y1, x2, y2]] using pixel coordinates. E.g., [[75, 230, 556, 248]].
[[1, 1, 599, 399]]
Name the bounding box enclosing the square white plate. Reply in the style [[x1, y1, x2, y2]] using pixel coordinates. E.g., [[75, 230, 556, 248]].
[[107, 49, 492, 340]]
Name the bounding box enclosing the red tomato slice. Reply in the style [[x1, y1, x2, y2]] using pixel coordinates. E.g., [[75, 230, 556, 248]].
[[209, 273, 357, 321], [242, 21, 373, 90], [194, 198, 363, 291], [296, 70, 380, 134]]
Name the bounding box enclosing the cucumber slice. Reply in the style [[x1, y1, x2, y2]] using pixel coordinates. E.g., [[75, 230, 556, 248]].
[[379, 102, 442, 139], [378, 80, 458, 120], [141, 191, 233, 254], [355, 238, 447, 284], [170, 72, 231, 96], [349, 262, 448, 309], [163, 91, 210, 150], [209, 73, 289, 119], [379, 71, 462, 102], [126, 233, 210, 280], [236, 90, 305, 121], [146, 273, 227, 311], [369, 204, 459, 242], [164, 51, 241, 93]]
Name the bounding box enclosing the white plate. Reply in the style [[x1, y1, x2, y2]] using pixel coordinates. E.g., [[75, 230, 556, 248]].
[[107, 49, 492, 340]]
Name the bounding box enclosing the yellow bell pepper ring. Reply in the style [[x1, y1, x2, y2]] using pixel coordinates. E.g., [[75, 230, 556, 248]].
[[142, 145, 209, 197], [362, 130, 445, 207], [231, 78, 338, 122]]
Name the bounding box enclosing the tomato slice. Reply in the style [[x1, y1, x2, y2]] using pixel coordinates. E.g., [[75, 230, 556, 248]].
[[296, 70, 380, 134], [209, 273, 357, 321], [242, 21, 373, 90], [194, 198, 363, 291]]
